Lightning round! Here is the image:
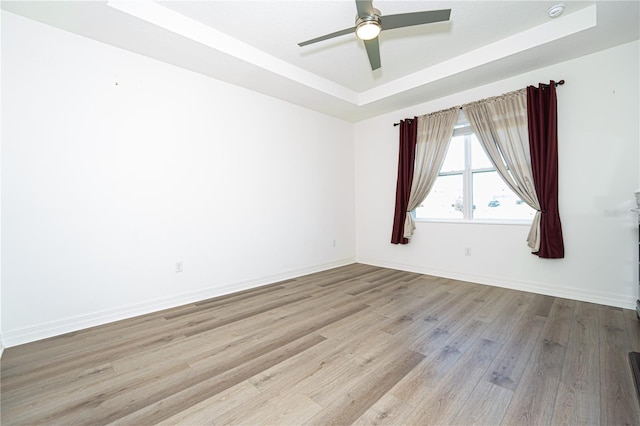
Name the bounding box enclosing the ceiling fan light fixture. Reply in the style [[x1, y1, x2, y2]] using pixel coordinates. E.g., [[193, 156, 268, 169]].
[[356, 18, 381, 40]]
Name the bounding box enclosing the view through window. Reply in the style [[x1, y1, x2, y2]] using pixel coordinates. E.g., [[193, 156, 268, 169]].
[[414, 117, 535, 222]]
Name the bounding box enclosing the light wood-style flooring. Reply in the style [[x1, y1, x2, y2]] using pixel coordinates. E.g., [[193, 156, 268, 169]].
[[2, 264, 640, 425]]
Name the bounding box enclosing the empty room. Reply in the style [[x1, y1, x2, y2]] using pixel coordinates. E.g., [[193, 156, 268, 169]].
[[1, 0, 640, 424]]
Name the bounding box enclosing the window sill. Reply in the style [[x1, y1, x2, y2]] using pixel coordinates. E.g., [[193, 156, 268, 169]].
[[414, 218, 533, 226]]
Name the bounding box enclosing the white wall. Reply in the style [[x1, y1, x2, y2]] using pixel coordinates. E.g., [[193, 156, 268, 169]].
[[355, 40, 640, 309], [1, 12, 355, 347], [0, 10, 3, 357]]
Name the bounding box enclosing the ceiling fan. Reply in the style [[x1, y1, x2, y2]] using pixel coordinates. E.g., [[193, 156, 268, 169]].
[[297, 0, 451, 71]]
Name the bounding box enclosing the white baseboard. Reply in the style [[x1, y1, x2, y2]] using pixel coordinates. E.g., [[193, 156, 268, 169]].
[[1, 258, 356, 348], [357, 257, 637, 310]]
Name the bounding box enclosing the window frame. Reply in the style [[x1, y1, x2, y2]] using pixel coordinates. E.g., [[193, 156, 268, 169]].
[[413, 114, 534, 226]]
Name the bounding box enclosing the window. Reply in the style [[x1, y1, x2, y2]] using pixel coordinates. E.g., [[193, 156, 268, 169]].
[[414, 112, 535, 222]]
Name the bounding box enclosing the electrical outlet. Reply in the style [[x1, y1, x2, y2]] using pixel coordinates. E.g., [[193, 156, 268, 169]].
[[176, 260, 183, 273], [464, 247, 471, 256]]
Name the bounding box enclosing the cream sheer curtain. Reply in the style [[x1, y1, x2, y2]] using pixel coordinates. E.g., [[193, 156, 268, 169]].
[[403, 107, 459, 239], [462, 89, 542, 251]]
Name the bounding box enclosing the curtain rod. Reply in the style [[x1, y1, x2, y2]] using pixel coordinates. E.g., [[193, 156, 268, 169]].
[[393, 80, 565, 126]]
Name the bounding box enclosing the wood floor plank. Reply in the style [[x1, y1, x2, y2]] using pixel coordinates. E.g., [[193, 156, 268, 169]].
[[624, 308, 640, 352], [304, 349, 425, 426], [297, 332, 409, 408], [209, 389, 324, 426], [183, 293, 312, 337], [113, 302, 370, 425], [345, 277, 404, 296], [371, 278, 450, 319], [598, 305, 640, 424], [389, 319, 492, 407], [484, 305, 547, 391], [241, 392, 324, 426], [500, 338, 566, 425], [452, 380, 514, 425], [532, 293, 556, 317], [401, 337, 502, 424], [104, 333, 328, 425], [11, 303, 364, 424], [5, 295, 366, 415], [216, 332, 418, 425], [351, 393, 416, 426], [409, 284, 495, 356], [385, 279, 480, 343], [2, 264, 639, 426], [2, 288, 318, 395], [247, 328, 399, 398], [500, 298, 576, 425], [165, 285, 288, 319], [543, 298, 577, 346], [1, 315, 171, 377], [480, 291, 534, 344], [156, 381, 262, 425], [551, 301, 601, 425], [5, 306, 281, 401], [2, 285, 306, 383], [473, 287, 519, 324], [312, 266, 394, 287], [3, 277, 309, 372], [318, 307, 392, 341], [1, 328, 190, 395], [380, 288, 458, 335]]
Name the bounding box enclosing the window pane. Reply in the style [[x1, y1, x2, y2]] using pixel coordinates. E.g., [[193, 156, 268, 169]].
[[440, 135, 464, 173], [415, 174, 463, 219], [470, 134, 493, 169], [472, 171, 536, 220]]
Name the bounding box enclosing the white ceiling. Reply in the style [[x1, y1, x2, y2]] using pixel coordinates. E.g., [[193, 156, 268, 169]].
[[2, 1, 639, 122]]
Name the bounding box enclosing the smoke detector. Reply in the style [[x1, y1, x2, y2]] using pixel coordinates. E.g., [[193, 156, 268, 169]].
[[548, 3, 565, 18]]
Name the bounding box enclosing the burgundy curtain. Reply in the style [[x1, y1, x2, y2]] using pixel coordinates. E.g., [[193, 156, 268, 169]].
[[527, 81, 565, 258], [391, 118, 418, 244]]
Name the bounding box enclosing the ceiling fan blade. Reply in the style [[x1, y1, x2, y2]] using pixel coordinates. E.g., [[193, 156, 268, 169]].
[[364, 38, 381, 71], [298, 26, 356, 47], [355, 0, 376, 19], [381, 9, 451, 31]]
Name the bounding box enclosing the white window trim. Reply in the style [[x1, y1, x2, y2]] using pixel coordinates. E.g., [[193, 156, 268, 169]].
[[414, 216, 533, 226]]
